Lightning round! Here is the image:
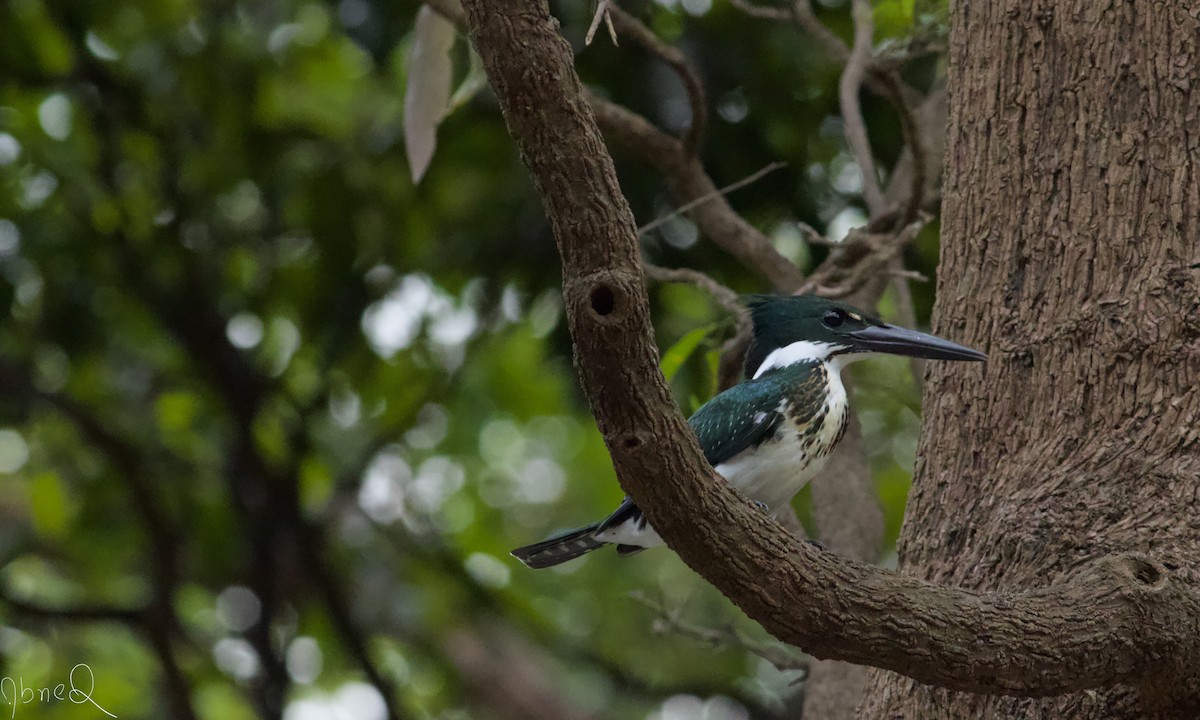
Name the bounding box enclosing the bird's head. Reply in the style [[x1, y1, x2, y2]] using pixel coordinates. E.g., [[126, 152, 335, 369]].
[[742, 294, 987, 379]]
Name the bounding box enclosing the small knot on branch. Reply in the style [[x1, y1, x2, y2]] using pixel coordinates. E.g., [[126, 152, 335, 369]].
[[1112, 554, 1170, 592], [618, 430, 648, 451]]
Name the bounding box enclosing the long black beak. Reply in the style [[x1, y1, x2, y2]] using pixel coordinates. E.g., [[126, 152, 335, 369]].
[[849, 324, 987, 361]]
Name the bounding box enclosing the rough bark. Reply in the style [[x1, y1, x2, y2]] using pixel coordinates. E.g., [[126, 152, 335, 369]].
[[462, 0, 1200, 712], [860, 1, 1200, 717]]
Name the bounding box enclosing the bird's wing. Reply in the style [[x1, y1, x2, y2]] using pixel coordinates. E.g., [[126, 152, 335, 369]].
[[595, 365, 823, 535], [687, 378, 791, 467], [594, 382, 785, 534]]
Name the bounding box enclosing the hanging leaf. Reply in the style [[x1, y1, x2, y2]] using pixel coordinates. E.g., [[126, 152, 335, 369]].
[[660, 324, 714, 382], [404, 6, 456, 184]]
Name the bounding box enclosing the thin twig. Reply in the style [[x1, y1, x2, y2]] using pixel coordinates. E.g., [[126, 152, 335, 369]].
[[875, 72, 927, 230], [638, 161, 786, 236], [644, 263, 752, 388], [630, 591, 810, 674], [791, 0, 923, 107], [645, 264, 741, 313], [799, 214, 931, 298], [839, 0, 885, 217], [797, 220, 836, 247], [887, 268, 928, 283], [607, 4, 706, 153], [730, 0, 791, 22], [588, 93, 806, 290], [585, 0, 618, 46]]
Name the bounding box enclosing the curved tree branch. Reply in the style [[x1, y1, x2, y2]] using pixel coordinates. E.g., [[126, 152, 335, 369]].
[[606, 4, 706, 154], [839, 0, 885, 216], [588, 94, 806, 291], [461, 0, 1200, 699]]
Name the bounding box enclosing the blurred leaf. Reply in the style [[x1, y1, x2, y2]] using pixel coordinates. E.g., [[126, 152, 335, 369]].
[[156, 391, 198, 434], [875, 0, 916, 36], [405, 6, 456, 183], [660, 324, 714, 383], [299, 456, 333, 512], [29, 471, 70, 540]]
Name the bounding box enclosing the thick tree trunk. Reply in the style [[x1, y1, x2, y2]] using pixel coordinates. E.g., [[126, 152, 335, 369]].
[[860, 1, 1200, 717]]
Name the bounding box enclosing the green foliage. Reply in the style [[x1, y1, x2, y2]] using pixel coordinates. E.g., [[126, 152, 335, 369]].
[[659, 323, 715, 382], [0, 0, 946, 717]]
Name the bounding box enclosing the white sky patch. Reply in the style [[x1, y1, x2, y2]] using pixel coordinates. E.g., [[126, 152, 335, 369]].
[[827, 206, 868, 243], [427, 303, 477, 346], [831, 152, 864, 195], [478, 418, 524, 466], [286, 636, 323, 685], [19, 171, 58, 209], [268, 24, 303, 54], [334, 683, 387, 720], [329, 387, 361, 428], [770, 221, 805, 265], [718, 88, 748, 123], [226, 312, 264, 349], [85, 31, 120, 60], [214, 638, 260, 680], [216, 585, 262, 632], [217, 180, 265, 227], [0, 220, 20, 256], [650, 694, 749, 720], [37, 94, 72, 141], [358, 449, 411, 524], [0, 430, 29, 473], [659, 214, 699, 250], [511, 457, 565, 504], [464, 552, 511, 588], [500, 284, 521, 323], [0, 134, 21, 166], [284, 684, 388, 720], [361, 274, 434, 357], [404, 403, 448, 449], [408, 456, 464, 514], [15, 268, 43, 307]]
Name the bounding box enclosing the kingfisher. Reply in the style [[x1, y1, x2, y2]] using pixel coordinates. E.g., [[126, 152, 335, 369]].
[[512, 294, 985, 569]]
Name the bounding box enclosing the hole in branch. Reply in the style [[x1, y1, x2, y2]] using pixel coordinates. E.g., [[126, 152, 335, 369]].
[[622, 435, 642, 449], [590, 286, 615, 316], [1131, 558, 1163, 586]]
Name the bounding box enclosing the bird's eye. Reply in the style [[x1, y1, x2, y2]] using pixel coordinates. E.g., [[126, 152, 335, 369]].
[[822, 310, 845, 328]]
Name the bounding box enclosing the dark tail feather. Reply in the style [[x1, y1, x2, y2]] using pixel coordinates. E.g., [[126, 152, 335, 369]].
[[511, 523, 607, 569]]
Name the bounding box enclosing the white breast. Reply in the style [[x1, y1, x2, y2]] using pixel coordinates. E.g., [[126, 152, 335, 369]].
[[716, 364, 848, 512]]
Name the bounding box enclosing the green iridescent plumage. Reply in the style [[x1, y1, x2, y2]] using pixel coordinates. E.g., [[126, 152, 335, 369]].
[[689, 359, 830, 467]]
